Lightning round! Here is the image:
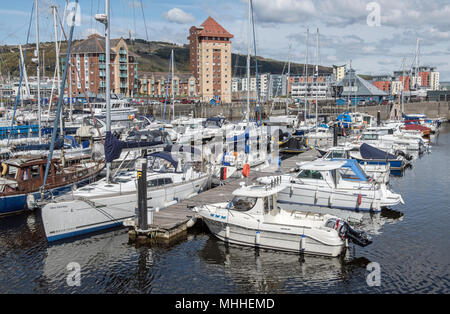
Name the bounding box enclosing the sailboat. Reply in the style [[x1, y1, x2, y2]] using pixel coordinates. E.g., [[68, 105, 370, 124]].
[[1, 0, 104, 216], [39, 0, 208, 242]]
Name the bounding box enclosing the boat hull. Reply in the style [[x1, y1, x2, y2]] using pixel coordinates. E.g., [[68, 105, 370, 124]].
[[203, 219, 345, 257], [277, 186, 382, 212], [0, 175, 97, 216], [41, 176, 208, 241]]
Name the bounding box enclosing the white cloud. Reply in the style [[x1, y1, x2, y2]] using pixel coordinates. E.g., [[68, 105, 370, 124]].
[[164, 8, 195, 24], [252, 0, 316, 24]]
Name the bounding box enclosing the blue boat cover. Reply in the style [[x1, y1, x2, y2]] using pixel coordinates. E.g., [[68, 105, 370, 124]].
[[104, 131, 164, 162], [359, 143, 397, 160], [342, 159, 368, 181], [148, 151, 178, 169], [336, 113, 352, 128]]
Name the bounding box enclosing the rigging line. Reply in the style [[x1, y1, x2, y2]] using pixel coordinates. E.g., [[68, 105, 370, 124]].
[[42, 0, 79, 192], [162, 53, 172, 122], [139, 0, 149, 42], [7, 3, 34, 149], [57, 14, 104, 144], [132, 0, 137, 41], [250, 0, 261, 124]]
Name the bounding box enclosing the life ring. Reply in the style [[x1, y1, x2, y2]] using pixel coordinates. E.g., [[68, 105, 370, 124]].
[[1, 163, 7, 176], [242, 163, 250, 177]]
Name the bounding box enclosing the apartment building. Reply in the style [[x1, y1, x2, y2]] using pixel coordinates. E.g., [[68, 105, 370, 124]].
[[62, 34, 138, 97], [188, 17, 233, 103], [138, 72, 197, 98]]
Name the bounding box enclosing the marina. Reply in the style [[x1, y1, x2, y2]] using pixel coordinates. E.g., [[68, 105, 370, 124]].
[[0, 0, 449, 298], [0, 124, 449, 293]]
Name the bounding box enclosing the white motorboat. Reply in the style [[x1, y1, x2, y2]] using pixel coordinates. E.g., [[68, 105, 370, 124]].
[[83, 94, 137, 121], [194, 181, 372, 257], [359, 125, 427, 152], [40, 151, 209, 241], [322, 145, 391, 183], [258, 159, 404, 212]]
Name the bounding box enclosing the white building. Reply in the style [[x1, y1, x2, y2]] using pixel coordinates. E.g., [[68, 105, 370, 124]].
[[233, 73, 270, 100], [430, 71, 440, 91], [291, 75, 333, 100]]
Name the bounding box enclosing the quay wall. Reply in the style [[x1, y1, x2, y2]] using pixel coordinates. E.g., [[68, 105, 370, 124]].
[[356, 101, 450, 120], [136, 101, 450, 121]]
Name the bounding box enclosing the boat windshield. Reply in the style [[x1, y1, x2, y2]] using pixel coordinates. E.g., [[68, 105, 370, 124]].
[[297, 169, 323, 180], [230, 196, 257, 212], [326, 150, 346, 159], [360, 133, 378, 140]]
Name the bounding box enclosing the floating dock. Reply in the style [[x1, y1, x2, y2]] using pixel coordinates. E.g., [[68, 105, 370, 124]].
[[128, 149, 323, 243]]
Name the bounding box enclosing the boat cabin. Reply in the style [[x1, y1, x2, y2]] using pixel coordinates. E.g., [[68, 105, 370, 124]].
[[227, 182, 286, 216], [294, 160, 369, 187], [0, 156, 102, 196]]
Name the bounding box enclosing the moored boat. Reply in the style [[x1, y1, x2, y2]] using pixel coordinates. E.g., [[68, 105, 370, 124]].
[[0, 155, 104, 216], [194, 181, 372, 257]]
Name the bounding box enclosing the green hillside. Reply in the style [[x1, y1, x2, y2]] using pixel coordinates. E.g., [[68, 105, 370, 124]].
[[0, 38, 332, 79]]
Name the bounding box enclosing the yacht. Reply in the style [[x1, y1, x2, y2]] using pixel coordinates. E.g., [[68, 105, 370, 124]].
[[322, 145, 391, 183], [40, 152, 209, 241], [82, 94, 137, 122], [258, 159, 404, 212], [194, 181, 372, 257]]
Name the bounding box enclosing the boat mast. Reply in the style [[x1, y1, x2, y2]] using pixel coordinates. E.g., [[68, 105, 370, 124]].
[[105, 0, 112, 183], [52, 5, 65, 166], [401, 57, 406, 115], [347, 60, 351, 113], [51, 6, 61, 106], [171, 49, 175, 121], [246, 0, 251, 124], [304, 28, 309, 122], [315, 28, 319, 134], [19, 45, 31, 100], [34, 0, 41, 144], [286, 44, 291, 115]]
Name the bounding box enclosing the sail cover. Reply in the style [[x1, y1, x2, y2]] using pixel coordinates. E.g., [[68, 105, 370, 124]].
[[104, 131, 164, 162], [359, 143, 397, 160]]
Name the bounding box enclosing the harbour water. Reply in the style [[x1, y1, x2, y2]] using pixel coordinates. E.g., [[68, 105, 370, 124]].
[[0, 124, 449, 294]]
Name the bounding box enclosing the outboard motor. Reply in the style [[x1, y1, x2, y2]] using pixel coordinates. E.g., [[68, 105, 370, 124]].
[[394, 149, 413, 161], [326, 218, 372, 247]]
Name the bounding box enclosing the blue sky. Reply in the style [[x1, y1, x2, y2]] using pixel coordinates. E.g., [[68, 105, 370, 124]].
[[1, 0, 449, 80]]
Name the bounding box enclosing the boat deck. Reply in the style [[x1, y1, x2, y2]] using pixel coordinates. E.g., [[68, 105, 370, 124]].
[[129, 149, 323, 243]]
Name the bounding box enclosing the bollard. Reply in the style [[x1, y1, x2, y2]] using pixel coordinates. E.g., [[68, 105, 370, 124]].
[[136, 158, 149, 230], [377, 111, 381, 126]]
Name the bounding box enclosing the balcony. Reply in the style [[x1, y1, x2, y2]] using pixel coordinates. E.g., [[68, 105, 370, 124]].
[[119, 49, 126, 55], [120, 65, 127, 71], [119, 57, 127, 63], [120, 73, 127, 78], [99, 54, 105, 62], [99, 64, 106, 70], [120, 83, 127, 88], [99, 71, 106, 77]]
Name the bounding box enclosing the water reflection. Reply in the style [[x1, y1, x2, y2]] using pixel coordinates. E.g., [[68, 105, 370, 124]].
[[198, 236, 371, 293]]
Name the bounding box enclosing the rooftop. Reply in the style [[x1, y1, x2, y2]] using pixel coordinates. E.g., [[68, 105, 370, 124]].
[[198, 16, 233, 39]]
